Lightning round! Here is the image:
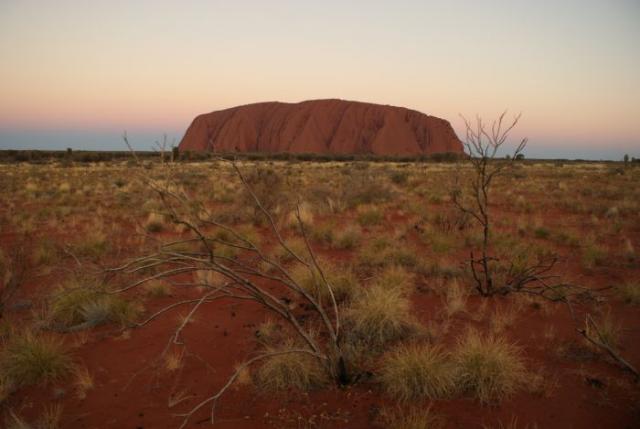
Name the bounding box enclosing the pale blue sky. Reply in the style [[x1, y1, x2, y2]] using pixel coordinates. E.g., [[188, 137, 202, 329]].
[[1, 0, 638, 159]]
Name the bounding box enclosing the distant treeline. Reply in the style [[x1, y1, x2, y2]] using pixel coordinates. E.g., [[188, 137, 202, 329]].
[[0, 149, 466, 164], [0, 149, 634, 164]]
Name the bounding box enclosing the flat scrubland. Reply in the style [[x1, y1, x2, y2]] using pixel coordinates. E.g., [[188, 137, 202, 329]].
[[0, 159, 638, 428]]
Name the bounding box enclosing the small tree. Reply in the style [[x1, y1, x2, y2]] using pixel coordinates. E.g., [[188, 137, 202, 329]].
[[451, 112, 561, 298], [110, 154, 354, 427]]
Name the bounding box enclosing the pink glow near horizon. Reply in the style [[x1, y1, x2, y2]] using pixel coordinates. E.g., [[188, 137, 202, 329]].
[[1, 1, 638, 152]]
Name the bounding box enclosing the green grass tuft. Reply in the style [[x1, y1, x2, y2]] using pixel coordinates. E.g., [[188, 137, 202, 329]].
[[0, 331, 72, 387]]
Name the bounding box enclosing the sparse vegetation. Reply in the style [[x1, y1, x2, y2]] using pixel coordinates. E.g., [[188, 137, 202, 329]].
[[379, 344, 457, 401], [454, 331, 526, 403], [619, 282, 640, 305], [254, 341, 328, 392], [0, 155, 638, 427], [379, 405, 444, 429], [345, 281, 419, 350], [0, 331, 72, 387]]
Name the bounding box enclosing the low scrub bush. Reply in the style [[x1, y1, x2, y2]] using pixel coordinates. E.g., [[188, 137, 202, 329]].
[[290, 261, 359, 303], [254, 341, 328, 392], [345, 283, 419, 350], [373, 265, 414, 295], [0, 330, 72, 387], [619, 282, 640, 305], [379, 405, 444, 429], [454, 331, 526, 403], [379, 344, 457, 401], [332, 225, 362, 250], [357, 206, 384, 227], [47, 279, 140, 330], [275, 238, 310, 264]]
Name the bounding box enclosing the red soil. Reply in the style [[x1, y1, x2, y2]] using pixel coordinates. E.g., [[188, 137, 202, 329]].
[[4, 167, 640, 429], [179, 99, 464, 156]]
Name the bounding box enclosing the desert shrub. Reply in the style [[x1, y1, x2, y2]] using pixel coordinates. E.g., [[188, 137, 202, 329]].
[[31, 239, 59, 266], [379, 344, 457, 401], [454, 331, 525, 403], [419, 227, 458, 254], [585, 311, 621, 349], [290, 262, 359, 303], [240, 167, 289, 225], [309, 222, 335, 246], [73, 229, 109, 258], [254, 341, 328, 392], [254, 319, 286, 347], [5, 403, 64, 429], [357, 240, 418, 270], [47, 279, 139, 330], [332, 225, 362, 250], [144, 280, 172, 298], [0, 331, 72, 387], [286, 201, 315, 229], [275, 237, 310, 264], [379, 405, 444, 429], [345, 284, 419, 350], [357, 206, 384, 227], [390, 171, 410, 185], [483, 417, 538, 429], [441, 279, 468, 317], [552, 230, 580, 247], [581, 243, 607, 269], [373, 265, 414, 295], [533, 227, 550, 240], [619, 282, 640, 305], [342, 177, 393, 208], [387, 247, 419, 268], [144, 212, 165, 232]]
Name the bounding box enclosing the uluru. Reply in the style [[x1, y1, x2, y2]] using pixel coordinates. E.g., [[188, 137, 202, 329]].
[[179, 99, 464, 156]]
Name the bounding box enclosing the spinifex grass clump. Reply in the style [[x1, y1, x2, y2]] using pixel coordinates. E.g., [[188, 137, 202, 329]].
[[254, 340, 329, 392], [619, 282, 640, 305], [290, 261, 359, 303], [454, 331, 526, 403], [379, 344, 457, 401], [344, 267, 420, 350], [47, 278, 140, 331], [0, 330, 72, 387]]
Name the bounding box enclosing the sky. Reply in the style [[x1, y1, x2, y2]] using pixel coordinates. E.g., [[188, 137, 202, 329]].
[[0, 0, 638, 159]]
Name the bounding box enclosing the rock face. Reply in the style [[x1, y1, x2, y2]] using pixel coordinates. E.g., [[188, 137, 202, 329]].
[[179, 99, 463, 156]]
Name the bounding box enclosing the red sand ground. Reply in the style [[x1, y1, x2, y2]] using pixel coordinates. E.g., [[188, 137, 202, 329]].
[[179, 100, 464, 156], [7, 211, 640, 429], [3, 165, 640, 429]]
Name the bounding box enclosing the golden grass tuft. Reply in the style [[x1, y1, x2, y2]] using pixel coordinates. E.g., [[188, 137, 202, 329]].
[[164, 349, 184, 372], [585, 311, 621, 350], [619, 282, 640, 305], [345, 283, 419, 349], [379, 405, 445, 429], [379, 344, 457, 401], [144, 280, 172, 297], [373, 265, 414, 295], [144, 212, 165, 232], [48, 278, 140, 329], [254, 342, 328, 392], [290, 261, 359, 303], [441, 279, 468, 317], [275, 237, 310, 264], [73, 365, 94, 399], [0, 330, 73, 387], [332, 225, 362, 250], [454, 331, 526, 404]]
